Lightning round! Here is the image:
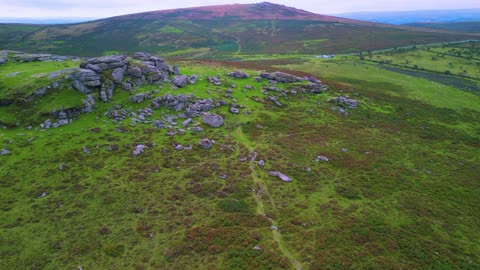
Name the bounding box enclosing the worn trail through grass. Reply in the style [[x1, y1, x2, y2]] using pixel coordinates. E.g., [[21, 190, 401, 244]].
[[234, 127, 303, 270]]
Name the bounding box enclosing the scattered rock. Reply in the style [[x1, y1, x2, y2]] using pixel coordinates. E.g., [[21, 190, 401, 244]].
[[130, 92, 152, 103], [192, 126, 204, 133], [40, 119, 52, 129], [227, 70, 249, 79], [175, 145, 184, 150], [230, 107, 240, 114], [182, 118, 192, 127], [341, 148, 348, 152], [207, 76, 222, 86], [188, 75, 198, 84], [1, 149, 10, 155], [258, 160, 265, 166], [173, 75, 188, 88], [199, 138, 214, 150], [82, 146, 91, 154], [329, 96, 359, 109], [316, 155, 329, 162], [173, 65, 180, 75], [253, 245, 262, 250], [269, 171, 292, 182], [132, 144, 147, 157], [202, 113, 224, 128], [108, 144, 119, 151]]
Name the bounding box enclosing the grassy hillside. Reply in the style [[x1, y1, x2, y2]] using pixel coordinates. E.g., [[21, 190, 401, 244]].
[[0, 3, 477, 58], [0, 45, 479, 269]]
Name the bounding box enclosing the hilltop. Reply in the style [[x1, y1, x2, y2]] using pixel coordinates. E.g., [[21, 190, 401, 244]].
[[0, 2, 477, 58], [114, 2, 358, 22]]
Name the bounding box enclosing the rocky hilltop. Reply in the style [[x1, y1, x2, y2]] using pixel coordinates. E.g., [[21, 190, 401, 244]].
[[0, 50, 346, 132]]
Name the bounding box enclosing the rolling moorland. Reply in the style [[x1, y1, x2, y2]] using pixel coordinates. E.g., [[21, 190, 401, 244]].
[[1, 3, 480, 270], [0, 2, 479, 58]]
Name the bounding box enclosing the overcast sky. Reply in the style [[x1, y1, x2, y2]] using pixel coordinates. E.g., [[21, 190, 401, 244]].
[[1, 0, 479, 18]]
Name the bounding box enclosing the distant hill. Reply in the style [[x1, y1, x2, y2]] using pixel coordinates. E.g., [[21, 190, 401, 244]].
[[405, 21, 480, 33], [0, 17, 98, 24], [0, 2, 477, 58], [338, 9, 480, 25]]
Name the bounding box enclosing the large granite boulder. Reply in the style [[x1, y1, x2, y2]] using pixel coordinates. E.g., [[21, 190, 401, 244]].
[[80, 55, 127, 73], [202, 113, 224, 128], [173, 75, 188, 88], [71, 69, 102, 94], [260, 72, 304, 83], [228, 70, 249, 79]]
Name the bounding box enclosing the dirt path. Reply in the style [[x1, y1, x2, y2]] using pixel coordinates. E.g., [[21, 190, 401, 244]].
[[234, 127, 303, 270]]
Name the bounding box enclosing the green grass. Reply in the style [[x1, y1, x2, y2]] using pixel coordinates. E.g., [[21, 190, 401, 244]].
[[0, 60, 79, 98], [284, 58, 480, 112], [0, 56, 479, 270]]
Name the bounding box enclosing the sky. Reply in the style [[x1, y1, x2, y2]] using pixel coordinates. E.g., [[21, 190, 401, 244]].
[[1, 0, 480, 18]]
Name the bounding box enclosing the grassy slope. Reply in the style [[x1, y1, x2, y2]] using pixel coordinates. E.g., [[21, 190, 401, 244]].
[[0, 54, 479, 270], [0, 19, 476, 58], [0, 60, 83, 126]]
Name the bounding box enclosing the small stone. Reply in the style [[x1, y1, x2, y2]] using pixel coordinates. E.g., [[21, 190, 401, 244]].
[[175, 145, 184, 150], [258, 160, 265, 166], [199, 138, 214, 150], [39, 192, 47, 198], [182, 118, 192, 127], [230, 107, 240, 114], [316, 155, 329, 162], [253, 245, 262, 250], [256, 124, 263, 129], [341, 148, 348, 152], [268, 171, 292, 182], [306, 167, 311, 172], [1, 149, 10, 155], [108, 144, 119, 151], [82, 146, 90, 154], [271, 226, 279, 231], [132, 144, 147, 157], [192, 126, 204, 133]]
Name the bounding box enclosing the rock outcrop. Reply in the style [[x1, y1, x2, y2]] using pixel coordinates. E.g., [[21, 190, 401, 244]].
[[329, 96, 359, 109], [228, 71, 249, 79], [72, 69, 102, 94], [260, 72, 303, 83]]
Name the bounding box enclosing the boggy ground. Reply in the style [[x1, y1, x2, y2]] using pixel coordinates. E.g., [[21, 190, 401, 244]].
[[0, 57, 479, 270]]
